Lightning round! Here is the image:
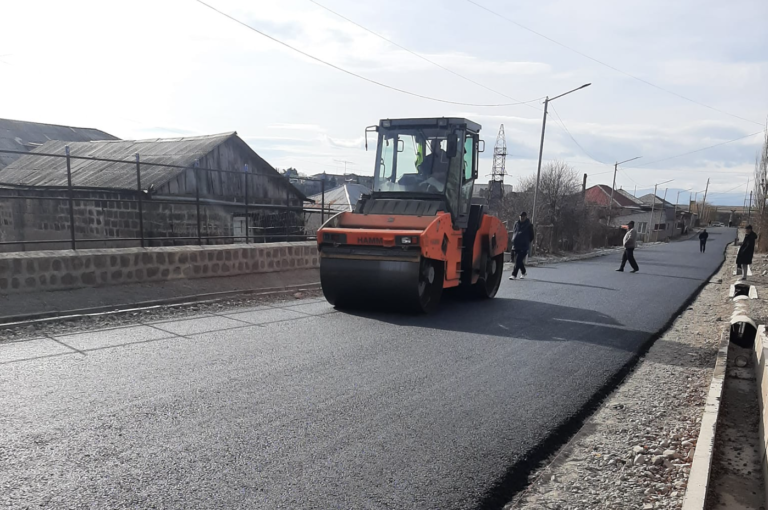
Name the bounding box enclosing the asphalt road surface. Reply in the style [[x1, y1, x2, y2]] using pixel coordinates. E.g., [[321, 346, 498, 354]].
[[1, 228, 733, 509]]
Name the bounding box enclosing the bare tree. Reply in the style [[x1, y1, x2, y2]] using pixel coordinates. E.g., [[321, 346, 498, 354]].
[[754, 126, 768, 250], [501, 161, 586, 253]]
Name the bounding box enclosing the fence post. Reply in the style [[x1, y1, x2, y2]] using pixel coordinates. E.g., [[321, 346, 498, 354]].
[[244, 164, 249, 244], [320, 178, 325, 225], [65, 146, 76, 250], [135, 154, 145, 248], [195, 160, 202, 245]]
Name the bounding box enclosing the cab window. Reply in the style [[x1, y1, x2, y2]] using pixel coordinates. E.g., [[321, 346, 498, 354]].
[[463, 135, 475, 181]]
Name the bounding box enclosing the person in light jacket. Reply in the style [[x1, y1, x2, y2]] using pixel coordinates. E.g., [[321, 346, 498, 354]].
[[737, 225, 757, 280], [616, 221, 639, 273], [509, 211, 535, 280]]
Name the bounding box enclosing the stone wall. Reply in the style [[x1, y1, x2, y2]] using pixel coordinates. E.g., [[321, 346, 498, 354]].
[[0, 241, 319, 293]]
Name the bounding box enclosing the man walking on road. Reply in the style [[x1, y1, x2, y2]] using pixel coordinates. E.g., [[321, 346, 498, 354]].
[[616, 221, 639, 273], [509, 211, 534, 280], [737, 225, 757, 280], [699, 229, 709, 253]]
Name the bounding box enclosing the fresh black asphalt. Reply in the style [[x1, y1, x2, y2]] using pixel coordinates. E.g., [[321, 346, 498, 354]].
[[0, 228, 733, 509]]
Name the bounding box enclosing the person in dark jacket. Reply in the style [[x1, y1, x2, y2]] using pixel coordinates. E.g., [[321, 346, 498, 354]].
[[699, 229, 709, 253], [509, 211, 535, 280], [737, 225, 757, 280]]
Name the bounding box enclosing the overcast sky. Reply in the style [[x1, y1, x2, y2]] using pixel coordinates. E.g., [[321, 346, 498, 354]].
[[1, 0, 766, 205]]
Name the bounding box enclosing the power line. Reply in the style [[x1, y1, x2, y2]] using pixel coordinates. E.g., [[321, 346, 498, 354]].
[[708, 182, 751, 196], [193, 0, 544, 108], [308, 0, 541, 113], [628, 131, 764, 168], [620, 168, 639, 185], [549, 104, 609, 166], [465, 0, 765, 127]]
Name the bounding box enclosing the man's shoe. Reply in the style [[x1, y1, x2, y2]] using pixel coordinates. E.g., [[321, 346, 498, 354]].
[[616, 268, 624, 272], [631, 269, 639, 273], [520, 273, 526, 279], [509, 275, 517, 280]]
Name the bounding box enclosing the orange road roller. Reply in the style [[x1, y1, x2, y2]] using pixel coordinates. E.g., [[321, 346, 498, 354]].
[[316, 117, 508, 313]]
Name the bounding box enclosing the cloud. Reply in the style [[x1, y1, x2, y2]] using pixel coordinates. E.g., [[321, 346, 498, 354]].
[[2, 0, 766, 202], [324, 135, 365, 149], [268, 123, 325, 131], [658, 59, 768, 89], [432, 54, 552, 76]]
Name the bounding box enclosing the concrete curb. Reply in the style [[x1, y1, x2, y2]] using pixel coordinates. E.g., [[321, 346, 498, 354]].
[[0, 282, 322, 330], [681, 328, 729, 510], [753, 325, 768, 505], [502, 248, 620, 271], [501, 242, 671, 271]]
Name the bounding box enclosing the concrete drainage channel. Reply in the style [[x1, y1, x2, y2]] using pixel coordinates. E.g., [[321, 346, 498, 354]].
[[682, 273, 767, 510], [0, 282, 322, 331]]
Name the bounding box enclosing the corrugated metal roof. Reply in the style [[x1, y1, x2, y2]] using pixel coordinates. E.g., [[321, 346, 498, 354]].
[[0, 118, 118, 169], [615, 188, 644, 206], [638, 193, 673, 208], [0, 132, 235, 189], [590, 184, 643, 208], [307, 183, 370, 211]]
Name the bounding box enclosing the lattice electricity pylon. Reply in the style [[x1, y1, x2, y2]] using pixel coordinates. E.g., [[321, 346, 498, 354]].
[[491, 124, 507, 183], [488, 124, 507, 210]]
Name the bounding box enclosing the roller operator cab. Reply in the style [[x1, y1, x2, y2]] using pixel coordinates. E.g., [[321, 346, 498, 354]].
[[317, 118, 508, 313]]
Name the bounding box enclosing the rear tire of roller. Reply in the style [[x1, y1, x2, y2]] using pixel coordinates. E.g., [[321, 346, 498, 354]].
[[415, 257, 444, 314], [474, 253, 503, 299]]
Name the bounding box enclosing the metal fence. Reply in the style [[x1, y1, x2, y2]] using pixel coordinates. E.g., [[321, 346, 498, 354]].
[[0, 148, 333, 252]]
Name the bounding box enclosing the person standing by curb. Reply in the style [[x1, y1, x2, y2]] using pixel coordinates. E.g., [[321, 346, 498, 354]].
[[509, 211, 534, 280], [616, 221, 639, 273], [699, 229, 709, 253], [737, 225, 757, 280]]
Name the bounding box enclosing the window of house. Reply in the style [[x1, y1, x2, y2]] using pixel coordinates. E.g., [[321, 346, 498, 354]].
[[636, 222, 648, 234], [654, 223, 666, 231]]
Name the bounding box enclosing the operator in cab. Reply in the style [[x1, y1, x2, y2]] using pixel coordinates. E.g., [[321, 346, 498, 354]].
[[416, 142, 449, 192]]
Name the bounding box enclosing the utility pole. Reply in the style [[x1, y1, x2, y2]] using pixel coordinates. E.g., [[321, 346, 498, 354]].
[[748, 190, 753, 223], [661, 187, 669, 238], [647, 184, 659, 243], [608, 163, 618, 230], [673, 189, 691, 236], [582, 173, 588, 250], [530, 83, 591, 254], [633, 185, 637, 197], [646, 179, 673, 242], [743, 178, 750, 212], [606, 157, 641, 245], [531, 98, 549, 238], [701, 178, 710, 224]]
